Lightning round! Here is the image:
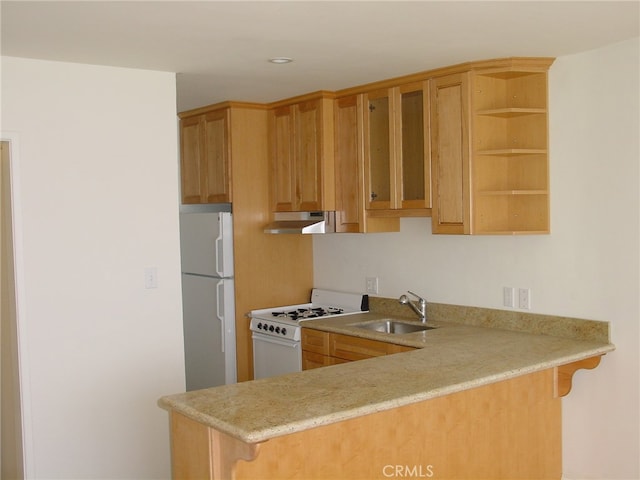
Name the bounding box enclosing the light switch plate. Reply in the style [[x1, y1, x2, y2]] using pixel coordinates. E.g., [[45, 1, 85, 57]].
[[365, 277, 379, 295], [144, 267, 158, 289], [503, 287, 515, 308]]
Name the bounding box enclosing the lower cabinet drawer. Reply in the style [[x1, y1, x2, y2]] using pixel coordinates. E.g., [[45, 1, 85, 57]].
[[331, 333, 390, 361], [301, 328, 417, 369]]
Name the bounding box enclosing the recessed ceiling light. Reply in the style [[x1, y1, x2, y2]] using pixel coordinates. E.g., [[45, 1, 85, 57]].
[[269, 57, 293, 64]]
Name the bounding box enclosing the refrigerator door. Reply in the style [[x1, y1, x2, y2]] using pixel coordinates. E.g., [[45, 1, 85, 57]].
[[182, 274, 237, 390], [179, 212, 234, 278]]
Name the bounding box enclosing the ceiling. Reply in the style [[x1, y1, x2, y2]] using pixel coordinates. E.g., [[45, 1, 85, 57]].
[[2, 1, 638, 112]]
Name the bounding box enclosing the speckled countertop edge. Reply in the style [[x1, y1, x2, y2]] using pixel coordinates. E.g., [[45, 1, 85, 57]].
[[159, 301, 614, 444]]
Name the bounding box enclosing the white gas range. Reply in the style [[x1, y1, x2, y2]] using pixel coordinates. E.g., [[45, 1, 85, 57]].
[[249, 289, 368, 379]]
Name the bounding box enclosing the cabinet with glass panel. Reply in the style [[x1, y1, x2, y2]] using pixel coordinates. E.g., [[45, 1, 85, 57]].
[[363, 81, 431, 216]]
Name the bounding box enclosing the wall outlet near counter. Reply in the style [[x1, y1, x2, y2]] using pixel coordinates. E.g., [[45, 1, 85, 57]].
[[503, 287, 515, 308], [518, 288, 532, 310], [365, 277, 379, 295]]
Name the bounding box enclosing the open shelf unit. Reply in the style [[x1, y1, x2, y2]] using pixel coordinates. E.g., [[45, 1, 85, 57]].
[[471, 66, 550, 234]]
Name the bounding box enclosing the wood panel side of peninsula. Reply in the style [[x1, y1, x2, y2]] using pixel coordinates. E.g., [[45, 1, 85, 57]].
[[170, 368, 561, 480]]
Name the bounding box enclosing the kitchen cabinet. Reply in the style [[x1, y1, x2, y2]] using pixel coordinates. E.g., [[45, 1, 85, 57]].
[[363, 81, 431, 215], [268, 93, 335, 212], [333, 95, 399, 233], [301, 328, 414, 369], [471, 64, 551, 234], [430, 58, 553, 234], [179, 109, 231, 204], [429, 72, 471, 233]]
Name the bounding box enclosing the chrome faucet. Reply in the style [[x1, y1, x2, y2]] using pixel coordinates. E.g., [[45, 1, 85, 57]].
[[399, 291, 427, 323]]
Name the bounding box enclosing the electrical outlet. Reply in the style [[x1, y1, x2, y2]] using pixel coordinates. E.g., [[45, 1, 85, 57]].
[[518, 288, 531, 310], [365, 277, 379, 295], [503, 287, 515, 308], [144, 267, 158, 289]]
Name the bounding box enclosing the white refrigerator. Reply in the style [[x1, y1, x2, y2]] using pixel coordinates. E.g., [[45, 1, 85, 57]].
[[179, 205, 237, 390]]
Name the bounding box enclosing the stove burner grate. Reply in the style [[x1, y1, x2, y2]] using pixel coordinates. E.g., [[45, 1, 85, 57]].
[[271, 306, 345, 320]]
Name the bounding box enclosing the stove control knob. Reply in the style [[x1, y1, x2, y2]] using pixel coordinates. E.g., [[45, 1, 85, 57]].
[[281, 328, 287, 336], [257, 322, 263, 330], [275, 326, 280, 334], [269, 325, 275, 332]]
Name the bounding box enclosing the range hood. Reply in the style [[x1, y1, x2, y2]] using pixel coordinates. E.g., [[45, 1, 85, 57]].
[[264, 211, 336, 234]]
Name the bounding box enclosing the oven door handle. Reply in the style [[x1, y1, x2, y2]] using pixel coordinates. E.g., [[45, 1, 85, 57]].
[[252, 332, 299, 348]]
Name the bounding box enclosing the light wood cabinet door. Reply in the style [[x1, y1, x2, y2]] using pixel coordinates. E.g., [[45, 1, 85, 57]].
[[269, 105, 296, 211], [269, 96, 334, 212], [363, 82, 431, 214], [295, 99, 323, 211], [334, 95, 364, 232], [301, 328, 329, 355], [179, 109, 231, 204], [397, 81, 431, 210], [364, 88, 394, 210], [180, 115, 206, 204], [202, 110, 231, 203], [430, 72, 471, 234]]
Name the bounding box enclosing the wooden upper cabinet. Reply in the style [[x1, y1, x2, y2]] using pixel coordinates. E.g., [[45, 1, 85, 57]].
[[430, 72, 471, 234], [269, 105, 296, 211], [296, 100, 325, 211], [179, 109, 231, 204], [180, 115, 206, 204], [430, 58, 552, 235], [268, 94, 335, 212], [334, 95, 364, 232], [363, 81, 431, 215], [364, 88, 394, 210], [471, 65, 551, 234], [333, 95, 400, 233], [398, 82, 431, 210]]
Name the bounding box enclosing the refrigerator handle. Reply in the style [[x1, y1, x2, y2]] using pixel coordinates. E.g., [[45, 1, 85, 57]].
[[215, 224, 224, 278], [216, 280, 225, 353]]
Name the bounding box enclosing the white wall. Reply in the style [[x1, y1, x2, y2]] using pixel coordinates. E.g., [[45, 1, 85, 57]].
[[1, 57, 186, 479], [314, 38, 639, 480]]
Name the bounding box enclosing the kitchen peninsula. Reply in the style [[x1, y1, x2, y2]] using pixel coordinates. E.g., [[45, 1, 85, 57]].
[[159, 300, 613, 480]]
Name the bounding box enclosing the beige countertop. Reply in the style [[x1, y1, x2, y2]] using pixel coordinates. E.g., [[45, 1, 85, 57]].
[[158, 302, 614, 445]]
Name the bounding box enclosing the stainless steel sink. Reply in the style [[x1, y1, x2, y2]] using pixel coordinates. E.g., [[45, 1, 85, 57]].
[[354, 319, 436, 334]]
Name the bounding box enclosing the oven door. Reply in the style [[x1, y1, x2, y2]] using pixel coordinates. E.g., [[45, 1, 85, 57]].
[[252, 332, 302, 380]]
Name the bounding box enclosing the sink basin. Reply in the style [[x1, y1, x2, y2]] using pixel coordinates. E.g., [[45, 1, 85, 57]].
[[354, 320, 436, 334]]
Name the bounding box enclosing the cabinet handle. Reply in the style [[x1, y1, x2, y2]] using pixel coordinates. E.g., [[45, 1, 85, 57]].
[[371, 192, 378, 200]]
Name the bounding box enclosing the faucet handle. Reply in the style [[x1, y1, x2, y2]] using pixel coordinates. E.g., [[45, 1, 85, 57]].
[[407, 290, 426, 304]]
